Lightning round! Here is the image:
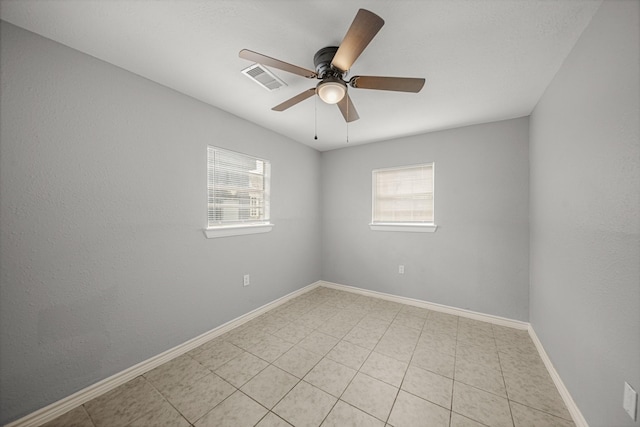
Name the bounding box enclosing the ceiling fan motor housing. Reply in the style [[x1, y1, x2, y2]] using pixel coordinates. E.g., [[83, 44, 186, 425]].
[[314, 46, 343, 79]]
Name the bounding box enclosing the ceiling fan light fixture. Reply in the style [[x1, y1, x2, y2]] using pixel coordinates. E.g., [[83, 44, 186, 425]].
[[317, 78, 346, 104]]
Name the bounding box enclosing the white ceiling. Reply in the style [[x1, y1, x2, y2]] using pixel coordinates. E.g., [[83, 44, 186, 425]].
[[0, 0, 602, 151]]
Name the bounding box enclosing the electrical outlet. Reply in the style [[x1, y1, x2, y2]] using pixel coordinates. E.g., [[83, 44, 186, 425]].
[[399, 265, 405, 274], [624, 382, 637, 421], [243, 274, 250, 287]]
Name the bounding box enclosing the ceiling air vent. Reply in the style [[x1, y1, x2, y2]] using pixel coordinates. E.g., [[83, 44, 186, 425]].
[[241, 63, 287, 91]]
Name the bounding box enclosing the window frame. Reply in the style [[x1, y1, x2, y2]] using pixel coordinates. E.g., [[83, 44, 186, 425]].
[[369, 162, 437, 233], [204, 146, 274, 239]]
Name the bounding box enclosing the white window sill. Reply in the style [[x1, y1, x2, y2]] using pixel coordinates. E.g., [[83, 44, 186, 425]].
[[204, 223, 274, 239], [369, 223, 438, 233]]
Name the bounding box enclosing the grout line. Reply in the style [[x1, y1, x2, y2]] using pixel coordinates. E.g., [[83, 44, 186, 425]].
[[493, 325, 517, 427], [451, 314, 461, 422], [143, 373, 194, 425], [253, 411, 270, 427], [80, 405, 97, 427]]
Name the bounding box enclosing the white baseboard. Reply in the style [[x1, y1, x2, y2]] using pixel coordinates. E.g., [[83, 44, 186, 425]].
[[4, 281, 320, 427], [528, 326, 589, 427], [318, 280, 529, 330]]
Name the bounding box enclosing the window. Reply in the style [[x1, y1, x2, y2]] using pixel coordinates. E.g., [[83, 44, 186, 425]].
[[204, 146, 273, 238], [370, 163, 437, 232]]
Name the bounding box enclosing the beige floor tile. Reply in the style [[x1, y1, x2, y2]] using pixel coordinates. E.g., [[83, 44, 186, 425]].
[[410, 345, 455, 378], [214, 350, 269, 387], [126, 399, 190, 427], [456, 342, 502, 371], [388, 390, 451, 427], [310, 303, 341, 319], [188, 336, 225, 356], [84, 377, 166, 427], [225, 325, 265, 351], [401, 365, 453, 409], [510, 401, 575, 427], [455, 358, 507, 398], [357, 314, 393, 333], [41, 406, 94, 427], [83, 376, 143, 413], [273, 322, 314, 344], [424, 322, 458, 337], [374, 336, 416, 363], [416, 331, 457, 356], [241, 365, 299, 409], [246, 333, 294, 363], [383, 324, 421, 343], [503, 369, 572, 420], [497, 339, 539, 361], [321, 400, 385, 427], [341, 372, 398, 422], [297, 313, 326, 329], [371, 302, 402, 317], [325, 340, 371, 370], [241, 316, 270, 333], [303, 357, 357, 397], [272, 344, 323, 378], [348, 297, 377, 312], [458, 318, 494, 334], [298, 330, 339, 355], [162, 373, 235, 423], [457, 329, 497, 350], [258, 313, 292, 334], [452, 381, 512, 427], [360, 351, 408, 387], [492, 325, 530, 344], [255, 412, 293, 427], [498, 351, 547, 378], [273, 381, 337, 427], [393, 312, 427, 330], [316, 316, 358, 339], [143, 354, 210, 394], [426, 312, 459, 332], [399, 305, 431, 319], [190, 340, 243, 371], [195, 390, 268, 427], [334, 307, 365, 320], [343, 326, 385, 350]]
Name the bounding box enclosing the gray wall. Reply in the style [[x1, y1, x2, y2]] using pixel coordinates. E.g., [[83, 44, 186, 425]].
[[321, 118, 530, 321], [529, 1, 640, 426], [0, 22, 321, 424]]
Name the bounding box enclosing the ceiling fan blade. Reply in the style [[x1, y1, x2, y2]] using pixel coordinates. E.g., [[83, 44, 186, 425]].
[[240, 49, 317, 79], [337, 93, 359, 122], [272, 88, 316, 111], [350, 76, 425, 92], [331, 9, 384, 73]]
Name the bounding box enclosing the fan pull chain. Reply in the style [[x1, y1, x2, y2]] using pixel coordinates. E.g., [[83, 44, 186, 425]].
[[314, 94, 318, 140], [346, 94, 350, 143]]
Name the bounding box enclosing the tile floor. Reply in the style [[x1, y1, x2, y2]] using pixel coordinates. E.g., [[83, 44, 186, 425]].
[[41, 287, 575, 427]]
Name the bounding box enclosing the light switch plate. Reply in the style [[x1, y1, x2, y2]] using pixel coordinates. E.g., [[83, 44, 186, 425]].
[[624, 382, 637, 421]]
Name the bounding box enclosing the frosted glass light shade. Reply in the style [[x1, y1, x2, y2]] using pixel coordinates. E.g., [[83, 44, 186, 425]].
[[317, 80, 346, 104]]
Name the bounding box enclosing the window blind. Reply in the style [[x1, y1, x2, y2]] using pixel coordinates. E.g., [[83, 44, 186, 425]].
[[372, 163, 434, 223], [207, 146, 270, 227]]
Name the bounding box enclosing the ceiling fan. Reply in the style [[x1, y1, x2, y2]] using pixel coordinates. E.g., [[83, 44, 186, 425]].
[[239, 9, 425, 122]]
